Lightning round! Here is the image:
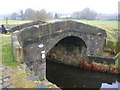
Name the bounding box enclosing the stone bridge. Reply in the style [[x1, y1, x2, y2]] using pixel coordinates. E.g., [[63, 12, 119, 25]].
[[12, 20, 107, 79]]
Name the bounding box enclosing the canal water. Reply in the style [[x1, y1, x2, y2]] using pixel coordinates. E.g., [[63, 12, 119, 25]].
[[46, 60, 120, 89]]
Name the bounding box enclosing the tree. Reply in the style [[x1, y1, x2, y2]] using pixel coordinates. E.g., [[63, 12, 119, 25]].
[[11, 12, 18, 20], [10, 8, 53, 21], [72, 8, 97, 20], [54, 13, 59, 19], [35, 9, 52, 20], [19, 10, 25, 20], [72, 12, 80, 19], [80, 8, 97, 20], [24, 8, 36, 20], [36, 9, 46, 20], [46, 12, 53, 20]]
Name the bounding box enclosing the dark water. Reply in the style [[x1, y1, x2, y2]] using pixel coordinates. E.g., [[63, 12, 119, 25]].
[[46, 60, 120, 89]]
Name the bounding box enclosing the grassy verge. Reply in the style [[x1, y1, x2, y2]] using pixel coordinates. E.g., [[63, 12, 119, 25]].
[[2, 43, 18, 67], [0, 36, 11, 44], [0, 34, 18, 67]]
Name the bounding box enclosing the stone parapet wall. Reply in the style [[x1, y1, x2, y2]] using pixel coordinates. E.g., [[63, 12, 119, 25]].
[[11, 20, 46, 32], [12, 31, 23, 64], [18, 20, 106, 45]]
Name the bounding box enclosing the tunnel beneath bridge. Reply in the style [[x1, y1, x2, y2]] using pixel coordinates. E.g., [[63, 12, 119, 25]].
[[46, 36, 87, 66]]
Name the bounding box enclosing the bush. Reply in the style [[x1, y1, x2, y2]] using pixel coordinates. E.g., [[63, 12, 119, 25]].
[[105, 40, 118, 55], [115, 53, 120, 70]]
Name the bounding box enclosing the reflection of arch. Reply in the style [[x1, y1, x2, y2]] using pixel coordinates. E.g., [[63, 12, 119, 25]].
[[47, 36, 87, 63]]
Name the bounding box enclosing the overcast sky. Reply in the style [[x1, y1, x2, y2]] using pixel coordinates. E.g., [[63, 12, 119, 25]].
[[0, 0, 119, 15]]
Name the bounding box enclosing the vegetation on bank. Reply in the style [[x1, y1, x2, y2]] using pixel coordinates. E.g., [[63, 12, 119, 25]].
[[0, 35, 11, 44], [79, 60, 120, 74], [1, 39, 18, 67], [115, 53, 120, 70]]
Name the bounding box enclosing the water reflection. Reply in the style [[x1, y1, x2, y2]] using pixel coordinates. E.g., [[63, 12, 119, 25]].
[[46, 60, 120, 89], [100, 81, 120, 90]]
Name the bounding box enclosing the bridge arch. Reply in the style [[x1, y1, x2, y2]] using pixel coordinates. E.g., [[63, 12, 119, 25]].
[[53, 36, 87, 49], [46, 36, 87, 65]]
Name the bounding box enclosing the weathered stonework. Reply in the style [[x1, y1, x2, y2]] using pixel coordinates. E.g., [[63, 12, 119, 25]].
[[12, 20, 107, 79]]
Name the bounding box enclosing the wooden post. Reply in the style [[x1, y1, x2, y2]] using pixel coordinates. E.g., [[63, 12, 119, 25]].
[[6, 17, 8, 29]]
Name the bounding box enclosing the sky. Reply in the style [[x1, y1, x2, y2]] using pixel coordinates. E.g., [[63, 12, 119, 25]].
[[0, 0, 119, 15]]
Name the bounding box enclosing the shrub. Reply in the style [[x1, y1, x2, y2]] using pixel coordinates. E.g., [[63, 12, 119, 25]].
[[115, 53, 120, 70]]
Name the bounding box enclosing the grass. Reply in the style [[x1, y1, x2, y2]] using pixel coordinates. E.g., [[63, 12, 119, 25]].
[[0, 35, 11, 44], [1, 43, 18, 67], [0, 34, 18, 67], [76, 20, 118, 29], [0, 20, 31, 29]]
